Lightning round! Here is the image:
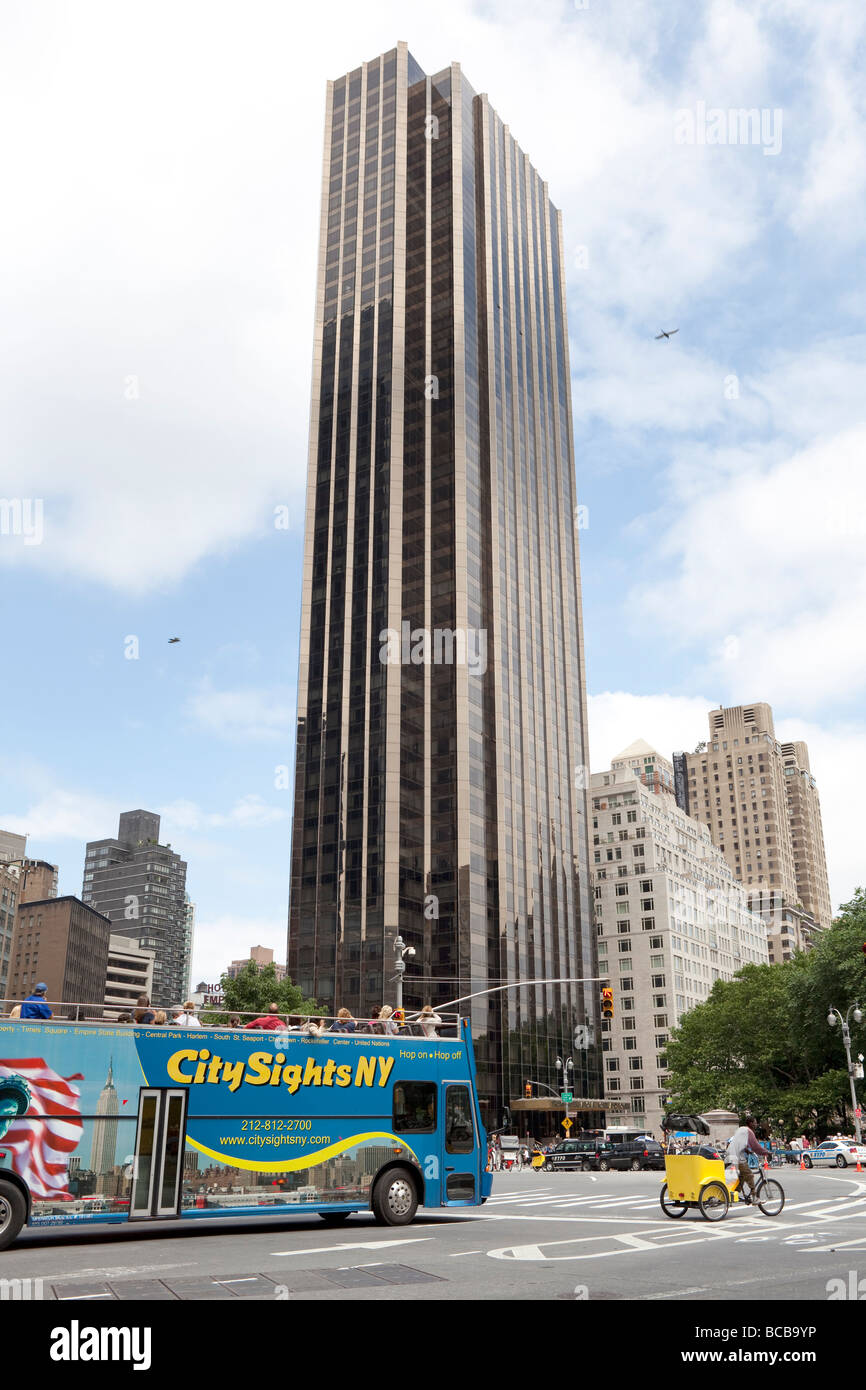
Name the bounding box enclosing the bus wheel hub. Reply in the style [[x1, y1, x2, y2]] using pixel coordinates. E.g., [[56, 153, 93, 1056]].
[[388, 1179, 413, 1215]]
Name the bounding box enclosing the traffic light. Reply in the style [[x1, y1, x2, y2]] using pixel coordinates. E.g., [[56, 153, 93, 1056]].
[[601, 987, 614, 1021], [525, 1082, 532, 1098]]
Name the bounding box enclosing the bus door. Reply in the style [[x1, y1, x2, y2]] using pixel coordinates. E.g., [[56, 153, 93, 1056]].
[[130, 1089, 188, 1220], [441, 1082, 478, 1205]]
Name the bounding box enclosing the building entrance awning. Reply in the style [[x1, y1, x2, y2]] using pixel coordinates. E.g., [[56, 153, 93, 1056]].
[[509, 1097, 627, 1114]]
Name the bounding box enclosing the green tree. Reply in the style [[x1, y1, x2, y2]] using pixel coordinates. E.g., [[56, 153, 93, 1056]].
[[664, 891, 866, 1139], [201, 962, 319, 1026]]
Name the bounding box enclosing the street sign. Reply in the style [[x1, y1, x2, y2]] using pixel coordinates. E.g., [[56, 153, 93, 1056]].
[[561, 1091, 573, 1102], [562, 1117, 573, 1131]]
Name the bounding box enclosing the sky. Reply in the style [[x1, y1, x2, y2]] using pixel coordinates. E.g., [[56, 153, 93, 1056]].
[[1, 0, 864, 988]]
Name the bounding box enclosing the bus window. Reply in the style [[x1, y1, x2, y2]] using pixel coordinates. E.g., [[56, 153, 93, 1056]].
[[393, 1082, 436, 1132], [445, 1084, 474, 1153]]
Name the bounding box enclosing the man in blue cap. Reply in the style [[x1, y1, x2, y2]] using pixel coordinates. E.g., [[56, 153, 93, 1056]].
[[20, 983, 53, 1020]]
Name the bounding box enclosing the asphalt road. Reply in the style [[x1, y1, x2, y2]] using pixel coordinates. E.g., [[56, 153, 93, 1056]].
[[4, 1167, 866, 1301]]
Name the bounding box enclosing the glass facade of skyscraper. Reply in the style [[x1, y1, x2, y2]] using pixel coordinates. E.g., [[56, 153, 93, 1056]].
[[289, 43, 600, 1122]]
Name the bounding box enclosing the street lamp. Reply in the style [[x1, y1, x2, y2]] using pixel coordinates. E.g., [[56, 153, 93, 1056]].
[[828, 1004, 864, 1143], [556, 1055, 574, 1134], [391, 935, 416, 1013]]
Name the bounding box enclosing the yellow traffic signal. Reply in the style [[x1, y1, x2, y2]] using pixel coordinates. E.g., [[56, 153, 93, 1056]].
[[601, 987, 614, 1021]]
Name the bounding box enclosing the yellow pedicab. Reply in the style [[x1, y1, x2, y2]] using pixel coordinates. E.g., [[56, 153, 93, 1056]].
[[659, 1113, 785, 1221]]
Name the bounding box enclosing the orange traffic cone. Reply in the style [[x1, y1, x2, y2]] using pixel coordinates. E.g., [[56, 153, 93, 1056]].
[[857, 1158, 862, 1173], [799, 1152, 806, 1170]]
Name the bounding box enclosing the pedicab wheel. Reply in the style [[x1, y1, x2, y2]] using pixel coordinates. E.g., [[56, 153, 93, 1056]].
[[698, 1180, 729, 1221], [659, 1183, 688, 1218], [757, 1179, 785, 1216]]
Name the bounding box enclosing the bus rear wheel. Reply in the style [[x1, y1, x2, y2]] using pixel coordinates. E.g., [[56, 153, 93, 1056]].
[[372, 1167, 418, 1226], [0, 1180, 26, 1251]]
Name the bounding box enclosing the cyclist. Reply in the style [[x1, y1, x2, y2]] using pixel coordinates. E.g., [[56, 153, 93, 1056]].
[[725, 1116, 767, 1206]]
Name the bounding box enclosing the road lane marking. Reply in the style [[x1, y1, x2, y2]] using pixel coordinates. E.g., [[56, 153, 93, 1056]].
[[449, 1250, 482, 1256], [43, 1262, 197, 1282], [809, 1234, 866, 1252], [485, 1206, 860, 1261], [270, 1238, 433, 1257], [57, 1292, 115, 1300]]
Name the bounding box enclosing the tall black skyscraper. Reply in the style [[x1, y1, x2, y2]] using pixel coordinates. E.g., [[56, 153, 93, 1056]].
[[288, 43, 599, 1120]]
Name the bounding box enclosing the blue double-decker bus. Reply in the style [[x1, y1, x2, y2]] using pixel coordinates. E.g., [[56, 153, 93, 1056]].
[[0, 1011, 491, 1249]]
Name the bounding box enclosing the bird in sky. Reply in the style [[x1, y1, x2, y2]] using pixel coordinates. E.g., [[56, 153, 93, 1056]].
[[168, 637, 181, 644], [655, 328, 679, 340]]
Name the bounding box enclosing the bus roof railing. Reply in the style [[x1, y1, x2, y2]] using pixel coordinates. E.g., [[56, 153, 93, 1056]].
[[0, 999, 462, 1038]]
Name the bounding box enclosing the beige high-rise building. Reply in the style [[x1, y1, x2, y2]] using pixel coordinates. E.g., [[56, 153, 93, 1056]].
[[781, 740, 832, 934], [226, 945, 287, 981], [674, 703, 832, 937]]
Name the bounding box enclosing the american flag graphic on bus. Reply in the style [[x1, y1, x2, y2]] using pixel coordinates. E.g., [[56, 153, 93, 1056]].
[[0, 1058, 84, 1200]]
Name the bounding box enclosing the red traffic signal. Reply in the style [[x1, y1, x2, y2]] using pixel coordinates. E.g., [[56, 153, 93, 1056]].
[[601, 987, 614, 1020], [525, 1082, 532, 1098]]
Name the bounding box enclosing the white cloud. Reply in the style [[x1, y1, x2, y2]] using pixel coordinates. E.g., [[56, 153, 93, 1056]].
[[161, 795, 289, 832], [636, 424, 866, 707], [185, 681, 295, 742], [0, 789, 119, 846], [588, 691, 714, 771]]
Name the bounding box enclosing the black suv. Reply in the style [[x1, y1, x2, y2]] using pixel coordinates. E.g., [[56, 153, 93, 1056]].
[[542, 1140, 616, 1172], [608, 1140, 665, 1172]]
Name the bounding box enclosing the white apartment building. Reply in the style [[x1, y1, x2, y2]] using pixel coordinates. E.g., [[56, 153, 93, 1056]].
[[592, 740, 769, 1135]]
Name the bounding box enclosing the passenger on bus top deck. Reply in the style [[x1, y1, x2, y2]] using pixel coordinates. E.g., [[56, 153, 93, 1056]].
[[378, 1006, 400, 1035], [20, 983, 52, 1020], [133, 994, 155, 1025], [171, 1004, 203, 1028], [418, 1004, 442, 1039], [332, 1008, 356, 1033], [244, 1004, 287, 1030]]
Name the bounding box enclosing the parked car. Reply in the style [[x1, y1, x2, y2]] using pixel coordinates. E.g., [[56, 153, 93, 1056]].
[[607, 1139, 666, 1172], [541, 1139, 616, 1172], [802, 1139, 866, 1168]]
